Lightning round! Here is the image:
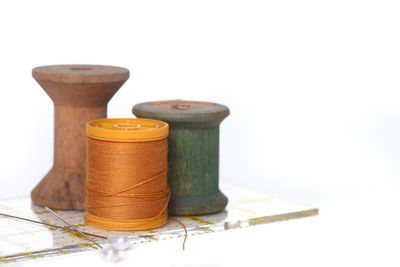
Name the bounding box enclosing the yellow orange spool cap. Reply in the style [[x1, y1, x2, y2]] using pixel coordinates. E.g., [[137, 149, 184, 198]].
[[86, 118, 169, 142], [85, 118, 169, 230]]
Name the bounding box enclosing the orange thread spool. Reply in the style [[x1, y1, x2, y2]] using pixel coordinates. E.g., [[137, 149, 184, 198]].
[[85, 118, 169, 230]]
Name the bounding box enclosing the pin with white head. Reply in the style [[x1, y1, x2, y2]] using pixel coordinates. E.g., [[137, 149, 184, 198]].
[[45, 207, 130, 262]]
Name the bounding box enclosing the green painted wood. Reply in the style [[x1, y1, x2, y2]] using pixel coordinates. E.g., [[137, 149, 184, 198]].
[[132, 100, 229, 215]]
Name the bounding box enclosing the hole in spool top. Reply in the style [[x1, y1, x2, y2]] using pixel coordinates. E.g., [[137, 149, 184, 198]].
[[171, 104, 191, 110], [115, 123, 140, 129], [70, 67, 93, 71]]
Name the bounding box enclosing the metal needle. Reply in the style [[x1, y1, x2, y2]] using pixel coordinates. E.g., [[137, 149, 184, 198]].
[[0, 212, 105, 239], [45, 207, 103, 249]]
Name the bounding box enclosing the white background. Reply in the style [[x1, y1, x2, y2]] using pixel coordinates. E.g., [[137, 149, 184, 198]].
[[0, 0, 399, 266]]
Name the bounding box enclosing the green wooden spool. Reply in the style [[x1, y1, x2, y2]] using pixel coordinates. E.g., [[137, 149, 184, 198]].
[[132, 100, 229, 216]]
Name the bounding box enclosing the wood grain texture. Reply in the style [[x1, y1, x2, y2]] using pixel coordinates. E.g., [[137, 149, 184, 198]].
[[31, 65, 129, 210], [132, 100, 229, 215]]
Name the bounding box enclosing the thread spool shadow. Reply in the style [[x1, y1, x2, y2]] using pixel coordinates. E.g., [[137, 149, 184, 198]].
[[174, 210, 228, 231], [30, 204, 229, 251]]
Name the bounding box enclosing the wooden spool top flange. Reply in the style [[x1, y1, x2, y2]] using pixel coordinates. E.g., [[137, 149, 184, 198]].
[[32, 65, 130, 107], [32, 65, 130, 83], [132, 100, 229, 125]]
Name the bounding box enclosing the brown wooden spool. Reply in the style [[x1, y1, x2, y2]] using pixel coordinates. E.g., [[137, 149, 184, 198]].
[[31, 65, 129, 210]]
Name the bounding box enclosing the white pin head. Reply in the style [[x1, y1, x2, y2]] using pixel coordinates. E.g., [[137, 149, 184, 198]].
[[107, 235, 130, 251], [101, 245, 119, 263]]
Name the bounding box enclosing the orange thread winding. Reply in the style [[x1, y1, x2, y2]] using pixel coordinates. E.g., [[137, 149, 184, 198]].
[[84, 119, 170, 231]]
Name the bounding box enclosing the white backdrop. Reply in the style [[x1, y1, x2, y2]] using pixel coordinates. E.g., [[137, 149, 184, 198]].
[[0, 1, 400, 265]]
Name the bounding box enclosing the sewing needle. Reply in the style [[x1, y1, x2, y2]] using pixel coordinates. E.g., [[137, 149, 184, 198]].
[[45, 207, 103, 249]]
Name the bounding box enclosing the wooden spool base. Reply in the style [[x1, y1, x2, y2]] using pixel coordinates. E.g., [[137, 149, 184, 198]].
[[169, 191, 228, 216]]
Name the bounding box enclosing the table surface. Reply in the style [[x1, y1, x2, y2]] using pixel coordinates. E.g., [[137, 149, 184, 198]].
[[0, 183, 317, 264], [1, 182, 399, 267]]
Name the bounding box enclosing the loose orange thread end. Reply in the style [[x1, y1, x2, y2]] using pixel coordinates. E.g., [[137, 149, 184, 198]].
[[169, 217, 188, 251]]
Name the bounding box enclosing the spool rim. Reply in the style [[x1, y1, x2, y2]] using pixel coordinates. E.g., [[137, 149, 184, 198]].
[[32, 64, 130, 84], [85, 212, 168, 231], [132, 100, 230, 123], [86, 118, 169, 142]]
